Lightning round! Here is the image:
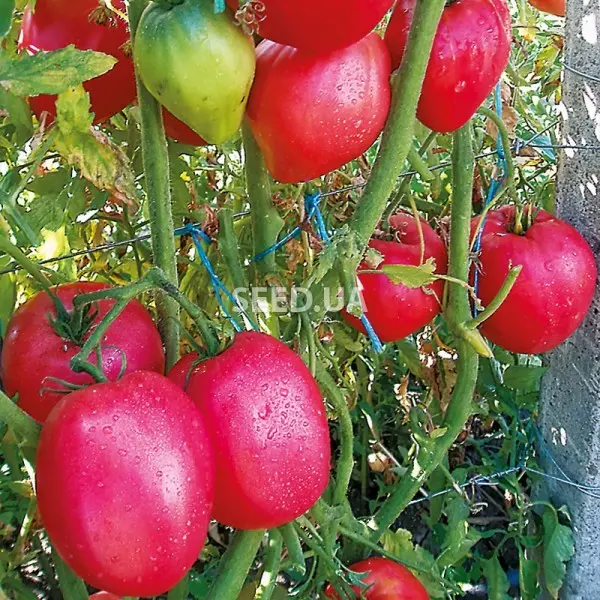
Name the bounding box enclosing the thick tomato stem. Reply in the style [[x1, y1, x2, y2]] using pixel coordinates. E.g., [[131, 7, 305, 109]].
[[206, 530, 266, 600], [128, 0, 180, 369], [218, 207, 259, 326], [367, 125, 481, 541], [305, 0, 447, 325], [242, 120, 285, 278]]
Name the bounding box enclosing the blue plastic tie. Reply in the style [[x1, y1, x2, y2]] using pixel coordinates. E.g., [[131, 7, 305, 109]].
[[305, 193, 384, 355], [213, 0, 226, 13], [175, 223, 258, 332]]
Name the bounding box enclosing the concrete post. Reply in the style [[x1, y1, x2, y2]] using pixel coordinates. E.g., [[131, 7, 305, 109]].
[[538, 2, 600, 599]]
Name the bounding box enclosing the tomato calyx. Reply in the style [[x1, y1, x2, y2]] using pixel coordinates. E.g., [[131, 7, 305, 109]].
[[48, 301, 99, 347], [233, 1, 266, 35], [506, 204, 539, 235], [89, 5, 123, 27]]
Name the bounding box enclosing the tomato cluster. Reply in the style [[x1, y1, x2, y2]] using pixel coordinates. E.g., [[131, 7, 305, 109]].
[[0, 285, 332, 595], [22, 0, 517, 180]]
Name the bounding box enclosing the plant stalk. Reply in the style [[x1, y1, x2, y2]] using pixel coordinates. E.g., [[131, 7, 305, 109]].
[[367, 124, 480, 541], [129, 0, 180, 369], [206, 530, 265, 600]]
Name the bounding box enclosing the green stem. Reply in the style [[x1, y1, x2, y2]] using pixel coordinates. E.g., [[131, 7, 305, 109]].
[[478, 106, 518, 202], [242, 119, 284, 277], [129, 0, 180, 369], [218, 207, 258, 325], [407, 147, 434, 181], [315, 364, 354, 507], [51, 548, 88, 600], [0, 233, 60, 290], [307, 0, 447, 321], [293, 522, 355, 599], [72, 269, 220, 363], [466, 265, 522, 329], [348, 0, 445, 243], [367, 125, 480, 541], [206, 530, 265, 600], [0, 390, 40, 449], [254, 530, 283, 600], [9, 497, 37, 568], [278, 523, 306, 576]]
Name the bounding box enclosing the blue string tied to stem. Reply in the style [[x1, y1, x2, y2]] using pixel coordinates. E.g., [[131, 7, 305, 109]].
[[303, 193, 384, 355], [177, 223, 258, 333]]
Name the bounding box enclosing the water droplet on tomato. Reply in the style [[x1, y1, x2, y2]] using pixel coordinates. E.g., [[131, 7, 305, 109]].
[[102, 425, 113, 435]]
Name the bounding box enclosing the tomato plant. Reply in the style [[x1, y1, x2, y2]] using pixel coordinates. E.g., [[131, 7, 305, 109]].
[[0, 282, 165, 422], [529, 0, 565, 16], [19, 0, 136, 123], [169, 331, 331, 529], [246, 33, 391, 183], [36, 371, 214, 597], [385, 0, 512, 132], [324, 558, 429, 599], [227, 0, 394, 53], [472, 206, 596, 354], [133, 0, 255, 144], [0, 1, 586, 599], [342, 213, 447, 342]]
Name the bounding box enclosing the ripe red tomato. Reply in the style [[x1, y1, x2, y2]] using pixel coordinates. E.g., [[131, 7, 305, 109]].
[[168, 331, 331, 529], [36, 371, 214, 597], [528, 0, 565, 16], [162, 109, 207, 146], [342, 213, 447, 343], [90, 593, 120, 600], [324, 557, 430, 599], [246, 33, 391, 183], [227, 0, 394, 53], [0, 282, 165, 422], [19, 0, 136, 123], [384, 0, 511, 133], [472, 206, 597, 354]]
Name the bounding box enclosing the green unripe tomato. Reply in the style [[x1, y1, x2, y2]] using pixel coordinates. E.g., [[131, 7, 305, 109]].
[[134, 0, 255, 144]]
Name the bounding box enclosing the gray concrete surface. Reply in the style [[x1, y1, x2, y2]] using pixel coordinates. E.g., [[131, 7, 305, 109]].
[[538, 2, 600, 599]]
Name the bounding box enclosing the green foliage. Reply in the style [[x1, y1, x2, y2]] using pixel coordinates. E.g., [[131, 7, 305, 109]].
[[0, 46, 117, 96], [542, 505, 575, 599], [0, 0, 576, 599]]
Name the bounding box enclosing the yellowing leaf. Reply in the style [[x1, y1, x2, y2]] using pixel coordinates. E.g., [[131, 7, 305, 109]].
[[53, 86, 138, 206]]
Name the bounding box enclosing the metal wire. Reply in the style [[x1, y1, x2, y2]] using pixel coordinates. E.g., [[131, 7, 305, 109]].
[[563, 62, 600, 83], [2, 124, 595, 277]]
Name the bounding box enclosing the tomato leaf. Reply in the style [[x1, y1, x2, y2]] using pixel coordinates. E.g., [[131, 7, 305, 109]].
[[503, 365, 548, 393], [379, 257, 438, 288], [0, 46, 117, 97], [381, 529, 446, 598], [542, 505, 574, 599], [483, 554, 511, 600], [0, 255, 16, 336], [0, 86, 33, 143], [0, 0, 15, 40], [519, 547, 540, 600], [437, 498, 481, 568], [53, 86, 138, 206]]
